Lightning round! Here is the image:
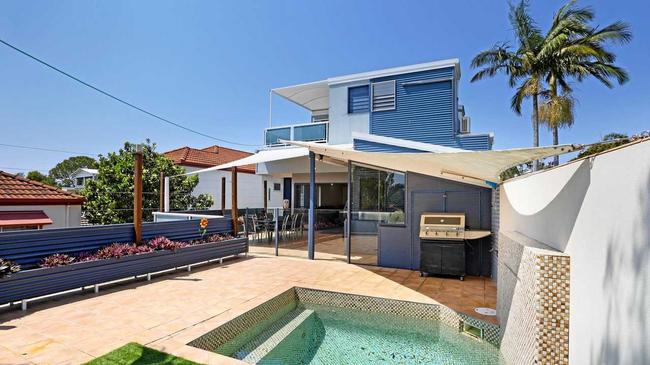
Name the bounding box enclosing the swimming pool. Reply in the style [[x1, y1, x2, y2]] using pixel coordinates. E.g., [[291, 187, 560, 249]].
[[189, 288, 502, 365]]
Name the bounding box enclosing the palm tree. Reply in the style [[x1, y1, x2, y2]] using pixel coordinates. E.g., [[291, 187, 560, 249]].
[[538, 93, 575, 165], [539, 1, 631, 165], [472, 0, 631, 168], [472, 1, 545, 169]]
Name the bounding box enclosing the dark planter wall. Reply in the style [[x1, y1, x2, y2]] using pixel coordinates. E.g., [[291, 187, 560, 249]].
[[0, 238, 248, 304], [0, 218, 234, 268]]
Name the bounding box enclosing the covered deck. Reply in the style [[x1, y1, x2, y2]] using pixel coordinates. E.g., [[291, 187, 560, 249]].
[[182, 140, 580, 273]]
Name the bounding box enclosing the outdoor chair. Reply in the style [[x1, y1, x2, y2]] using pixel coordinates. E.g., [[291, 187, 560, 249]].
[[290, 213, 302, 239], [280, 214, 291, 240], [297, 213, 305, 238]]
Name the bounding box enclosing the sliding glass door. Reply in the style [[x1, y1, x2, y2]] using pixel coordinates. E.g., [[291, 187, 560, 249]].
[[350, 163, 406, 265]]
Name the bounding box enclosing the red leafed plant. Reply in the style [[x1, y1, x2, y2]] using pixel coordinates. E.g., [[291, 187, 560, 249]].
[[187, 233, 234, 246], [95, 243, 154, 260], [40, 254, 75, 268], [34, 233, 233, 269], [147, 236, 187, 251]]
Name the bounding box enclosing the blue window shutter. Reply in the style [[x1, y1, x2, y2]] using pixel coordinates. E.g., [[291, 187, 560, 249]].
[[348, 85, 370, 113]]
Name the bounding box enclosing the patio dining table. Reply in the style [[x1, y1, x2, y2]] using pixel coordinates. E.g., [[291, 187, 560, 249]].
[[256, 218, 277, 243]]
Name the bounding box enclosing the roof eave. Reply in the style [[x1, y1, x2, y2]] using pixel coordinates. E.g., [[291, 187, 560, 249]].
[[0, 198, 85, 205]]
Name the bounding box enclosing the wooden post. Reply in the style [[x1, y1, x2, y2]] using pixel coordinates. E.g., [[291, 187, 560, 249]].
[[134, 145, 143, 243], [159, 172, 165, 212], [231, 167, 238, 235], [221, 177, 226, 215], [263, 180, 268, 211]]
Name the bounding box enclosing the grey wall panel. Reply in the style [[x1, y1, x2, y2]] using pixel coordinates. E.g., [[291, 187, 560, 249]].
[[0, 218, 233, 268], [0, 238, 247, 304], [378, 225, 411, 269], [377, 172, 493, 275]]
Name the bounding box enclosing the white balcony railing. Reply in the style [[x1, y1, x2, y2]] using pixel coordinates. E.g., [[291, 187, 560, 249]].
[[265, 121, 328, 146]]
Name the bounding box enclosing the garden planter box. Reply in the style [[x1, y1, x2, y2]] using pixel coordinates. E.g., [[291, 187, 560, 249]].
[[0, 237, 247, 305]]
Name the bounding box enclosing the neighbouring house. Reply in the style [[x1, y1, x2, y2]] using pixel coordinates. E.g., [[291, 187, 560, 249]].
[[67, 167, 98, 191], [164, 145, 268, 211], [0, 171, 84, 231]]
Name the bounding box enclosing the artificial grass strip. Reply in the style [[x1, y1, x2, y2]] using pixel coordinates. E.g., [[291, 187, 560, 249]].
[[85, 342, 201, 365]]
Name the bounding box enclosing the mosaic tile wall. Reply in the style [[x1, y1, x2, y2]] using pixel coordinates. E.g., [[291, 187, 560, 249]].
[[189, 286, 503, 357], [295, 287, 502, 346], [497, 231, 570, 365], [535, 254, 570, 364], [188, 288, 297, 355]]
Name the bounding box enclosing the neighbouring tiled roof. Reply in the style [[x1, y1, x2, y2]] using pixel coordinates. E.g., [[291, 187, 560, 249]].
[[163, 145, 256, 173], [0, 171, 85, 205], [0, 210, 53, 227]]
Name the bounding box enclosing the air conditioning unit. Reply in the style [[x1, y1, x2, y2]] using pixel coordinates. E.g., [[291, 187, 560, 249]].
[[460, 116, 471, 134]]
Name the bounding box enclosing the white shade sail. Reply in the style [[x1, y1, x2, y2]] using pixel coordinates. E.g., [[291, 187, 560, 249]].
[[272, 81, 329, 112], [176, 147, 310, 176], [285, 140, 582, 187]]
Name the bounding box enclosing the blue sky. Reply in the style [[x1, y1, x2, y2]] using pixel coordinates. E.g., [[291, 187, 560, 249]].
[[0, 0, 648, 174]]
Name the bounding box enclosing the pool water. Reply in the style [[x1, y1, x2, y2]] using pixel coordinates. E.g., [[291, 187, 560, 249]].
[[230, 302, 502, 365]]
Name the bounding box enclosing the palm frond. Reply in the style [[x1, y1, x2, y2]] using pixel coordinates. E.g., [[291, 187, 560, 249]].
[[588, 21, 633, 44], [509, 0, 543, 51]]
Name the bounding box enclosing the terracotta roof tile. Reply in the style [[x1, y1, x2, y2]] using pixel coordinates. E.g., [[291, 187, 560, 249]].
[[163, 145, 256, 173], [0, 171, 84, 205], [0, 210, 53, 227]]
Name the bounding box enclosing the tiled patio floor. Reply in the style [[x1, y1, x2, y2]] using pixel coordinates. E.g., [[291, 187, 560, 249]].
[[0, 255, 497, 365]]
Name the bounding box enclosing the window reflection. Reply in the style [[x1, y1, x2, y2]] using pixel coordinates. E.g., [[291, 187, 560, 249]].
[[351, 164, 405, 224]]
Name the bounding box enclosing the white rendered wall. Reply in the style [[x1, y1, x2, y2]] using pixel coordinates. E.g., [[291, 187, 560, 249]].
[[182, 166, 266, 210], [328, 82, 369, 145], [0, 204, 81, 229], [500, 140, 650, 365]]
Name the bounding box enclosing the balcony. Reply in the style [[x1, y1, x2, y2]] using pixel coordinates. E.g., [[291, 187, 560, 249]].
[[265, 121, 329, 146]]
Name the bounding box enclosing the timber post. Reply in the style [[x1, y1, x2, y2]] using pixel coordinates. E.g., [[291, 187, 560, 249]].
[[134, 144, 143, 243], [231, 167, 238, 235]]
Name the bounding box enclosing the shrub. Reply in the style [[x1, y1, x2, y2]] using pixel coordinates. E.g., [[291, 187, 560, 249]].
[[40, 254, 75, 268], [0, 258, 20, 278], [187, 233, 234, 245], [95, 243, 153, 260], [147, 236, 187, 251], [30, 233, 235, 271]]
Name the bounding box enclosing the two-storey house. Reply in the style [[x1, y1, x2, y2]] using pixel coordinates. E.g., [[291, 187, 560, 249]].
[[251, 59, 494, 270]]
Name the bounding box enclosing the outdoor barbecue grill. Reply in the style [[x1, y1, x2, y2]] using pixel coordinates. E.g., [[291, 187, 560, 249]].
[[418, 212, 491, 280]]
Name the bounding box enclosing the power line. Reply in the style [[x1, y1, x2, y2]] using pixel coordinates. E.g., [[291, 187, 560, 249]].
[[0, 166, 49, 173], [0, 142, 97, 156], [0, 38, 259, 148]]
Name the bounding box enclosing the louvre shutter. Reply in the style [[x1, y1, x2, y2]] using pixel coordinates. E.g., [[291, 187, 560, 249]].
[[372, 80, 396, 111]]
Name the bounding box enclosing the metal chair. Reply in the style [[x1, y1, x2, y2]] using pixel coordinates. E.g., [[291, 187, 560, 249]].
[[280, 214, 291, 240], [290, 213, 301, 239], [297, 213, 305, 238]]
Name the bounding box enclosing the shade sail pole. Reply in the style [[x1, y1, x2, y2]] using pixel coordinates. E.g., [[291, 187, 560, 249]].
[[269, 90, 273, 127], [307, 151, 315, 260], [159, 172, 165, 212], [133, 145, 143, 243], [231, 167, 238, 236], [346, 161, 352, 263]]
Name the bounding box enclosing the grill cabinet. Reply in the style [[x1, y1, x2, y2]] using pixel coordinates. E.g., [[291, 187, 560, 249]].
[[417, 212, 490, 280], [420, 239, 466, 280]]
